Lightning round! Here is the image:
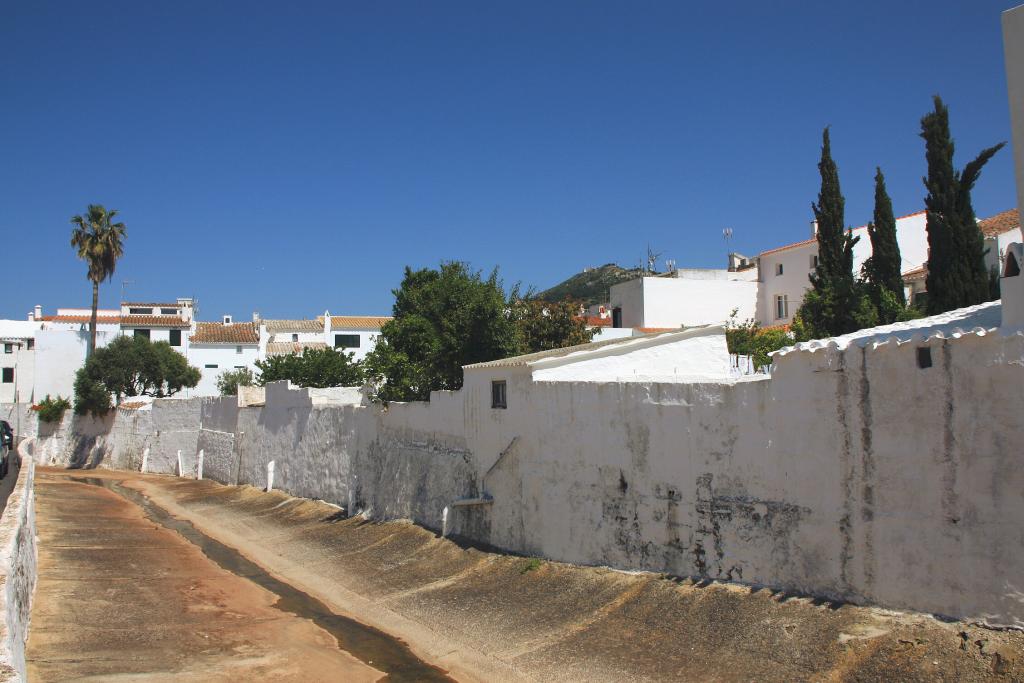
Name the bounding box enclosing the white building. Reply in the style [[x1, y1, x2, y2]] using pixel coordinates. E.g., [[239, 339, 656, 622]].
[[324, 314, 391, 362], [608, 267, 758, 331], [118, 299, 194, 353], [187, 318, 261, 397], [0, 319, 41, 403], [756, 210, 930, 326], [262, 318, 328, 358], [35, 306, 121, 400]]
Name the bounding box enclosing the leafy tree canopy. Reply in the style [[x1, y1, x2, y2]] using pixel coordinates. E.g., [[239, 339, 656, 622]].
[[724, 310, 792, 369], [511, 298, 596, 354], [255, 347, 363, 388], [73, 335, 201, 415], [365, 262, 519, 402], [216, 367, 255, 396]]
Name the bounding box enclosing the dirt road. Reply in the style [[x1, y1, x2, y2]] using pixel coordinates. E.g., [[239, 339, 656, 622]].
[[26, 467, 1024, 681]]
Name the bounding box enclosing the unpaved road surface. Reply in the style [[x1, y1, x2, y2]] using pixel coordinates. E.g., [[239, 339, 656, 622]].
[[27, 469, 396, 681], [28, 467, 1024, 681]]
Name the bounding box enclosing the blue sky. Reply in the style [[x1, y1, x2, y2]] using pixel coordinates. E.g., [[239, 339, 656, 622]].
[[1, 1, 1019, 320]]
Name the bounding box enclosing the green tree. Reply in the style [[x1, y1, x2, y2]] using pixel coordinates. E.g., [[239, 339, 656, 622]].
[[255, 347, 363, 388], [216, 367, 255, 396], [73, 336, 200, 415], [920, 95, 1005, 314], [793, 128, 874, 340], [511, 298, 596, 354], [861, 167, 906, 323], [365, 262, 519, 402], [724, 310, 792, 370], [70, 205, 127, 357]]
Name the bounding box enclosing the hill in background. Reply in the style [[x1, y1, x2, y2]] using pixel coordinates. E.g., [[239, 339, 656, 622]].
[[534, 263, 644, 307]]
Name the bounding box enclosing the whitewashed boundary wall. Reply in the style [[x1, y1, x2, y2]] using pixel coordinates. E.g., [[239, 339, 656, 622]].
[[0, 462, 37, 682], [12, 326, 1024, 627]]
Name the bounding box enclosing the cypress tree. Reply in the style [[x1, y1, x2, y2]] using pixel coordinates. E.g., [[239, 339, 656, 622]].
[[920, 96, 1005, 315], [794, 127, 869, 339], [862, 167, 905, 322]]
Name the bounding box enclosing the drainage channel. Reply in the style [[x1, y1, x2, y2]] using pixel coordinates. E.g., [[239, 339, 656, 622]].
[[71, 477, 455, 682]]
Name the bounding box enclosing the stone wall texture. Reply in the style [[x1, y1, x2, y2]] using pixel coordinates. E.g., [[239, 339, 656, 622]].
[[0, 462, 37, 682], [15, 327, 1024, 627]]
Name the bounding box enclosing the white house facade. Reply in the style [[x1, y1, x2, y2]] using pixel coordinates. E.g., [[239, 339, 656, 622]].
[[187, 319, 261, 397], [118, 299, 194, 353], [325, 314, 391, 362]]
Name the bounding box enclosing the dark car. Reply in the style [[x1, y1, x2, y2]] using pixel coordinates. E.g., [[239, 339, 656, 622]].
[[0, 420, 13, 479]]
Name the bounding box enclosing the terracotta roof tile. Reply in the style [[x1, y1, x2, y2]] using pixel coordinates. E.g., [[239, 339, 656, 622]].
[[121, 315, 191, 328], [264, 319, 323, 333], [266, 341, 328, 356], [902, 264, 928, 283], [978, 209, 1021, 237], [192, 321, 259, 344], [326, 315, 392, 331], [582, 316, 612, 327]]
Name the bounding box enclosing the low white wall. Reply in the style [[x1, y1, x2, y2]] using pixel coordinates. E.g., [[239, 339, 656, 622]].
[[0, 461, 37, 682], [17, 325, 1024, 627]]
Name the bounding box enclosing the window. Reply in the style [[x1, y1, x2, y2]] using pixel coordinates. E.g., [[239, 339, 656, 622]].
[[129, 307, 152, 315], [292, 333, 299, 342], [134, 328, 151, 340], [811, 254, 819, 269], [612, 307, 622, 328], [234, 365, 245, 369], [776, 263, 784, 276], [775, 294, 789, 320], [491, 380, 507, 409], [334, 334, 360, 349], [26, 339, 34, 350], [169, 329, 181, 346], [236, 345, 243, 354], [160, 308, 178, 315], [3, 344, 11, 354], [1, 368, 12, 383], [916, 347, 933, 369], [205, 364, 218, 369]]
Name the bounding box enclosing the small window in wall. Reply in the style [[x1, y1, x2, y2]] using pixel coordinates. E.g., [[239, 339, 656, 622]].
[[1, 368, 12, 383], [3, 344, 11, 354], [491, 380, 507, 409], [205, 364, 218, 369], [129, 307, 152, 315], [612, 307, 622, 328], [160, 308, 178, 315], [775, 294, 789, 320], [236, 345, 243, 354], [810, 254, 819, 269], [916, 347, 932, 369], [776, 263, 784, 276], [292, 333, 299, 342], [134, 328, 150, 340], [234, 365, 245, 369], [26, 339, 34, 350], [169, 329, 182, 346], [334, 334, 360, 348]]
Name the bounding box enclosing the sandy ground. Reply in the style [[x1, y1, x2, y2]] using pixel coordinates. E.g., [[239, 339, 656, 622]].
[[29, 467, 1024, 682], [26, 470, 384, 682]]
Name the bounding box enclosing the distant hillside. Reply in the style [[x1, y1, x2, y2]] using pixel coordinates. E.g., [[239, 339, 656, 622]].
[[534, 264, 644, 307]]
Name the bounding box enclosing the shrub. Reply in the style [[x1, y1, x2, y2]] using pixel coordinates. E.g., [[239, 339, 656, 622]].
[[216, 368, 255, 396], [36, 395, 71, 423]]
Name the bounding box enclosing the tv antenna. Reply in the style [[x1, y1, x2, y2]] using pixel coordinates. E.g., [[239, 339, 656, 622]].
[[121, 279, 136, 302], [722, 227, 734, 255], [646, 245, 663, 273]]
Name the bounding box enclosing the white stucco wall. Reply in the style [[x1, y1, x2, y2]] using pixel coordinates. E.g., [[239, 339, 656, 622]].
[[1006, 5, 1024, 212], [0, 461, 37, 682], [609, 277, 757, 329], [19, 306, 1024, 627], [33, 326, 118, 401], [187, 344, 260, 397], [327, 328, 380, 362]]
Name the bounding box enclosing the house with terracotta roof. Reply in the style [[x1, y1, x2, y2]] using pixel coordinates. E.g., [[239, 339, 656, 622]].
[[261, 318, 328, 358], [322, 313, 392, 362], [118, 299, 195, 354], [755, 210, 930, 326], [188, 318, 261, 397]]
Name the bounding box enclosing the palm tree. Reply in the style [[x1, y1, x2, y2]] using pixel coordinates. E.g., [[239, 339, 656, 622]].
[[70, 205, 127, 357]]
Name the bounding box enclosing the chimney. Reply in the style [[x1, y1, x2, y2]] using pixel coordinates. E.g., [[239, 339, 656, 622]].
[[811, 219, 819, 237], [33, 304, 42, 321], [223, 314, 233, 325], [1001, 243, 1024, 328], [252, 311, 261, 324]]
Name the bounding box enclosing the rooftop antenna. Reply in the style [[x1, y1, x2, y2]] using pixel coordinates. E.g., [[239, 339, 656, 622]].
[[646, 245, 663, 274], [121, 279, 135, 302]]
